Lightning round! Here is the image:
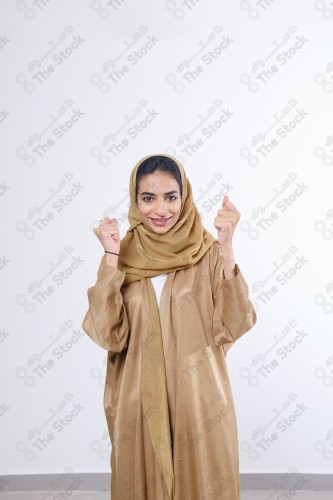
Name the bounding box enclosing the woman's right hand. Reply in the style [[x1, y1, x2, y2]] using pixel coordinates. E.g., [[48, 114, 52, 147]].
[[93, 217, 121, 254]]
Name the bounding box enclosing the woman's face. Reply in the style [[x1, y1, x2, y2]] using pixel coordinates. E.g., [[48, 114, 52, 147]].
[[136, 170, 182, 234]]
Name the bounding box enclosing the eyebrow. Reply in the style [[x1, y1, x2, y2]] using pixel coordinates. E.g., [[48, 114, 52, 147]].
[[140, 190, 179, 196]]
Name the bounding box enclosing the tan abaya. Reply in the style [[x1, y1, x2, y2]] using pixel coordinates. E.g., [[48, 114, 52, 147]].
[[82, 240, 257, 499]]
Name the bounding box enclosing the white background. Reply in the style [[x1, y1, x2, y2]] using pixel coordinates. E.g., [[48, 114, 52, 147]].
[[0, 0, 332, 482]]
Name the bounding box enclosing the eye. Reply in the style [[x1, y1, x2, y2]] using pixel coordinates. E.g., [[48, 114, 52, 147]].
[[142, 196, 177, 202]]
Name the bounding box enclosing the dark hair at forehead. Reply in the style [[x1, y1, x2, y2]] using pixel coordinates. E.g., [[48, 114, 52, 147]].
[[135, 155, 183, 201]]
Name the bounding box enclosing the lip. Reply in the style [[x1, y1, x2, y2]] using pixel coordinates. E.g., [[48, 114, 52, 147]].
[[149, 217, 171, 226]]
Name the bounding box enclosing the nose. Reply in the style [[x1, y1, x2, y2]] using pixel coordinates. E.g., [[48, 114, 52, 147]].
[[154, 201, 168, 216]]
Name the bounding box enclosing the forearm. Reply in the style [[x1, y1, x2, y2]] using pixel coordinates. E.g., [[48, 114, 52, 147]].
[[211, 241, 257, 347], [82, 255, 129, 353], [220, 244, 236, 279]]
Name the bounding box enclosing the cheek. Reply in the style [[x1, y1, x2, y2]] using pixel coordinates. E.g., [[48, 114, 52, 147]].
[[138, 204, 150, 216]]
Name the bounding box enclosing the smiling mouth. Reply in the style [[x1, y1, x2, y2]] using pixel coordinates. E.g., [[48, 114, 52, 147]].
[[150, 217, 171, 222]]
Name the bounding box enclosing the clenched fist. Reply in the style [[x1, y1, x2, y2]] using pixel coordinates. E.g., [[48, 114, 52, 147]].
[[213, 195, 240, 248], [93, 217, 120, 255]]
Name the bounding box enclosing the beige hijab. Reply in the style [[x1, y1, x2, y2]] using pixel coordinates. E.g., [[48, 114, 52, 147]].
[[117, 153, 217, 499], [118, 153, 217, 283]]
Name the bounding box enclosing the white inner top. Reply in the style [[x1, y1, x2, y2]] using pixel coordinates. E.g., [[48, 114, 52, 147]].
[[150, 274, 168, 309]]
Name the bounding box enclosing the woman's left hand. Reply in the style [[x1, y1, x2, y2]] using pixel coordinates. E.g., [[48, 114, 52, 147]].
[[213, 195, 241, 247]]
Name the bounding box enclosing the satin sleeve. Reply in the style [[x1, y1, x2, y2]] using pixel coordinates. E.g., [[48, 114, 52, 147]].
[[82, 254, 130, 355], [210, 241, 257, 355]]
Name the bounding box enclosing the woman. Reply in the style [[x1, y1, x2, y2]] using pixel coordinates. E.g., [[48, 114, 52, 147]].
[[82, 153, 257, 500]]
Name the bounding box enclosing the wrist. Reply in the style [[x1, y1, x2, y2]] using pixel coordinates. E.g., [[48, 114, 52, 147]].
[[105, 252, 119, 268], [219, 242, 233, 252]]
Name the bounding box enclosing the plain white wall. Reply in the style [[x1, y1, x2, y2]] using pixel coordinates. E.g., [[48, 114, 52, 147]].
[[1, 0, 332, 479]]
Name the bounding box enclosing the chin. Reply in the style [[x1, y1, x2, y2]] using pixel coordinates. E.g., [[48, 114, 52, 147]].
[[151, 226, 170, 234]]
